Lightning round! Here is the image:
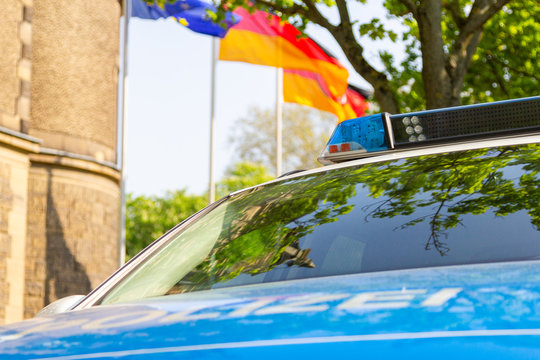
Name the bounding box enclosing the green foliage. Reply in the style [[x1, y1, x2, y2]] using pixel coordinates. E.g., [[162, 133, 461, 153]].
[[125, 190, 206, 260], [149, 0, 536, 111], [359, 18, 397, 42], [381, 0, 539, 110], [216, 161, 274, 197], [463, 1, 540, 104]]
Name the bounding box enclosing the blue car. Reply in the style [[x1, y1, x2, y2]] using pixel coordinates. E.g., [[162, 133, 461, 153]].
[[2, 97, 540, 359]]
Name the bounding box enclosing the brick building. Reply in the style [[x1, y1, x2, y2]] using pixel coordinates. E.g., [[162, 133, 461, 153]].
[[0, 0, 122, 323]]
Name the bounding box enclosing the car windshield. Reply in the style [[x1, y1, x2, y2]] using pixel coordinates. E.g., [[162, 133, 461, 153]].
[[100, 143, 540, 305]]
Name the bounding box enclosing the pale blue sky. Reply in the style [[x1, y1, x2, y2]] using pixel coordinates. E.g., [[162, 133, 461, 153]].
[[124, 1, 404, 196]]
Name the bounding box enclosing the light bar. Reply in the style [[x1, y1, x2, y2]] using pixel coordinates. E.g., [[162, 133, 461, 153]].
[[319, 96, 540, 164], [319, 114, 389, 163]]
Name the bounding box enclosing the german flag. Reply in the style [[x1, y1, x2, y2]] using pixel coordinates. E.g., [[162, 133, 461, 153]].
[[344, 84, 370, 119], [283, 69, 369, 122], [219, 8, 349, 98]]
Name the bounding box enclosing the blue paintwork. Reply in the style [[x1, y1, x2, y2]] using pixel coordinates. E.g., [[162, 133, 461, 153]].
[[324, 113, 388, 153], [2, 260, 540, 359]]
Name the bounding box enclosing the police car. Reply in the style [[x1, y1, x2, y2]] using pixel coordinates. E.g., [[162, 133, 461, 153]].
[[1, 97, 540, 359]]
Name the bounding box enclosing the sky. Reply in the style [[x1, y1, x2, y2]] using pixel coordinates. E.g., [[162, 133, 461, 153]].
[[124, 1, 404, 197]]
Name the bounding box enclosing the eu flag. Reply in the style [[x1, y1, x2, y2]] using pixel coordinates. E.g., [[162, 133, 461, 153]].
[[132, 0, 240, 38]]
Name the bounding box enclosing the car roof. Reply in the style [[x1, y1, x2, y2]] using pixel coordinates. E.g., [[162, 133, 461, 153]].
[[230, 132, 540, 197]]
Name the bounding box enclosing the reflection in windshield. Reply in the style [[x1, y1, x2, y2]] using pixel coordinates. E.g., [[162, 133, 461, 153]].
[[101, 144, 540, 305]]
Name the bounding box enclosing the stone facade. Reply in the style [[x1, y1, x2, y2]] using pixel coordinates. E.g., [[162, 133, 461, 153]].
[[0, 0, 121, 323], [25, 158, 120, 318], [0, 0, 25, 132], [0, 134, 39, 324], [30, 0, 120, 163]]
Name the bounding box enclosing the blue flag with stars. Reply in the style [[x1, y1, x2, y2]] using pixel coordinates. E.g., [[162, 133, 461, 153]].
[[132, 0, 240, 38]]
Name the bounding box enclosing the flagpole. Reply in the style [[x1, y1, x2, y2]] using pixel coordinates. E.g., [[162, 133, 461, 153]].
[[275, 67, 283, 177], [208, 37, 218, 204], [118, 0, 131, 267]]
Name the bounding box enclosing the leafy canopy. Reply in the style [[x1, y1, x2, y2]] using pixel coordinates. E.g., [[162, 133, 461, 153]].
[[145, 0, 537, 112], [125, 190, 207, 260]]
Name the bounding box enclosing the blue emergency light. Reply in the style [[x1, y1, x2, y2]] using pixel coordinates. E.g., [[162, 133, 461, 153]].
[[319, 96, 540, 164]]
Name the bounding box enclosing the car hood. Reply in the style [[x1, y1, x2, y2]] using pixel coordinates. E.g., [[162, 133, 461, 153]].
[[2, 261, 540, 359]]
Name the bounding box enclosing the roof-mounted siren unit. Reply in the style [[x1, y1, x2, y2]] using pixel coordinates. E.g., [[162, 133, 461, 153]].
[[319, 96, 540, 164]]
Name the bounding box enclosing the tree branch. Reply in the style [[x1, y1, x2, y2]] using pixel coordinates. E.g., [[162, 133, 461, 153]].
[[249, 0, 309, 18], [302, 0, 399, 112], [235, 0, 399, 112], [460, 0, 511, 39], [251, 0, 338, 32], [414, 0, 453, 108], [395, 0, 419, 19], [442, 0, 466, 28], [335, 0, 351, 29], [302, 0, 338, 32], [447, 0, 511, 103], [330, 29, 400, 112], [448, 29, 482, 102]]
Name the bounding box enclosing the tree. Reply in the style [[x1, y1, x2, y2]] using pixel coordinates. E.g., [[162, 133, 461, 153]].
[[461, 1, 540, 104], [148, 0, 537, 111], [382, 0, 540, 112], [216, 161, 274, 198], [125, 190, 207, 260], [211, 0, 535, 112], [228, 104, 335, 175]]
